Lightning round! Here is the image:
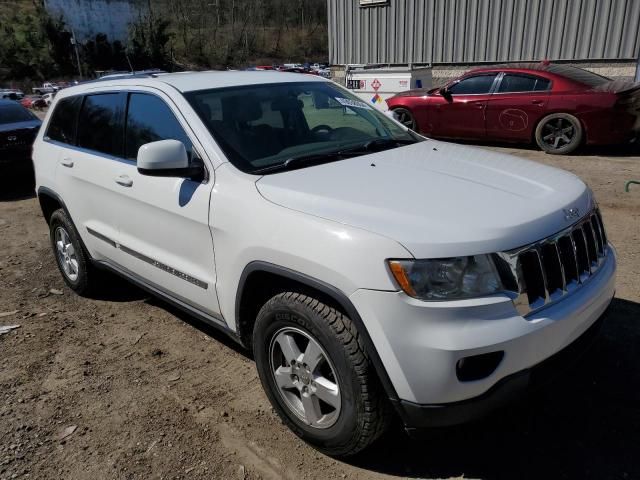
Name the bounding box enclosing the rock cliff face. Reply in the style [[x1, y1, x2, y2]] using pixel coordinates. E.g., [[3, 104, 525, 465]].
[[44, 0, 146, 42]]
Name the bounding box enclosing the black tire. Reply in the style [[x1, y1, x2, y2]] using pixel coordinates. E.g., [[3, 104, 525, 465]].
[[253, 292, 391, 457], [534, 113, 583, 154], [49, 208, 97, 296], [392, 107, 417, 131]]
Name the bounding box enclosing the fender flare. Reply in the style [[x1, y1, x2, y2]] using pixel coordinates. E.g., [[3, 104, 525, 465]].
[[235, 261, 401, 405], [37, 186, 92, 257]]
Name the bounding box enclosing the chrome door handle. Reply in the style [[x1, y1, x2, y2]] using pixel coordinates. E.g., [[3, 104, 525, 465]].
[[115, 175, 133, 187], [531, 100, 544, 106], [60, 158, 74, 168], [473, 101, 485, 109]]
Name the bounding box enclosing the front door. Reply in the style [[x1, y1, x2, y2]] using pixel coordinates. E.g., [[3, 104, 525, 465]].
[[111, 91, 220, 318], [432, 73, 498, 140]]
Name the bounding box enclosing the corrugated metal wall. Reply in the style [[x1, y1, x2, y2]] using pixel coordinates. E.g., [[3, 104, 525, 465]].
[[328, 0, 640, 65]]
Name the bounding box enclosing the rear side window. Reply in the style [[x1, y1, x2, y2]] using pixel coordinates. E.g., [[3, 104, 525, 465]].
[[449, 74, 497, 95], [77, 93, 125, 156], [497, 74, 551, 93], [125, 93, 192, 161], [46, 96, 81, 144]]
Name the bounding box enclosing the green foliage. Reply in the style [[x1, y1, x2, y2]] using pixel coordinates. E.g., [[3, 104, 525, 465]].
[[0, 0, 76, 82], [0, 0, 328, 83], [161, 0, 328, 68]]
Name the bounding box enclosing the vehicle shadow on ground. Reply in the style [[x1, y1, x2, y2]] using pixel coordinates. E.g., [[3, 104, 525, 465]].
[[0, 165, 36, 201], [145, 296, 249, 356], [89, 271, 150, 303], [350, 297, 640, 480]]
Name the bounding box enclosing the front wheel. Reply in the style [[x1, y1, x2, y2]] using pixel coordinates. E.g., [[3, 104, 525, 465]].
[[253, 292, 391, 456], [535, 113, 583, 154], [392, 107, 417, 131]]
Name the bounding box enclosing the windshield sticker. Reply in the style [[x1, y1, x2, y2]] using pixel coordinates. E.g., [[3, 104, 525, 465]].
[[335, 97, 373, 110]]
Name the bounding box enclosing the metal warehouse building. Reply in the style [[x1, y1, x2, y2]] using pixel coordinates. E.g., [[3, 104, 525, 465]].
[[328, 0, 640, 82]]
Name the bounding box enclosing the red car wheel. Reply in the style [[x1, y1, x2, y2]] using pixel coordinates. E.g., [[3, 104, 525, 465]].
[[392, 108, 416, 131], [535, 113, 583, 155]]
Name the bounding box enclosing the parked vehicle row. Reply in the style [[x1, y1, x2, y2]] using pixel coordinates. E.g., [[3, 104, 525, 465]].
[[20, 95, 48, 110], [386, 62, 640, 154], [0, 88, 25, 100], [32, 82, 60, 95], [33, 70, 615, 456]]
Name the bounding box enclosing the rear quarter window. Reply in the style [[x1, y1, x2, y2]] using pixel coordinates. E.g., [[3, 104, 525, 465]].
[[46, 96, 82, 144], [497, 74, 551, 93]]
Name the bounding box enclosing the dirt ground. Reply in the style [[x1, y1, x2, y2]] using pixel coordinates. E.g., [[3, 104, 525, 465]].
[[1, 140, 639, 480]]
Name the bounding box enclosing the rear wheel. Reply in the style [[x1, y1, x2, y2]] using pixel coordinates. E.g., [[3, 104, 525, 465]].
[[49, 209, 98, 295], [535, 113, 583, 154], [392, 107, 417, 131], [253, 292, 391, 456]]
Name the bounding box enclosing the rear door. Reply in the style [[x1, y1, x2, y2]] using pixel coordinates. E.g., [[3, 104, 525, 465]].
[[485, 73, 551, 141], [53, 92, 127, 261], [111, 90, 220, 317], [432, 73, 498, 139]]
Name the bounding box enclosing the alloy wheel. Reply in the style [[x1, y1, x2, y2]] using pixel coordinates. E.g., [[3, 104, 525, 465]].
[[54, 226, 79, 282], [269, 327, 341, 429], [394, 109, 416, 130], [541, 117, 576, 150]]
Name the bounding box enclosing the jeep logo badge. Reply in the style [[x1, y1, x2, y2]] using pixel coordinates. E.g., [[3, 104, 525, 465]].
[[563, 207, 580, 221]]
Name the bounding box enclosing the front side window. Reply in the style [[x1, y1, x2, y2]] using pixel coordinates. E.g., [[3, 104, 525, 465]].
[[185, 81, 418, 174], [125, 93, 193, 161], [497, 74, 551, 93], [76, 93, 125, 156], [448, 74, 498, 95], [46, 96, 81, 144]]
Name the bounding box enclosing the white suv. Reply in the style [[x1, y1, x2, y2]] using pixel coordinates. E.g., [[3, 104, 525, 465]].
[[33, 71, 616, 456]]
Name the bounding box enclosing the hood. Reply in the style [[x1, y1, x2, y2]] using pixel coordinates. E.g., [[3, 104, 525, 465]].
[[255, 141, 592, 258], [390, 87, 439, 98], [0, 119, 41, 133]]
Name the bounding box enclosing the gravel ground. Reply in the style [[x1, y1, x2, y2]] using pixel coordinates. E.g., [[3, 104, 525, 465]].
[[0, 140, 639, 480]]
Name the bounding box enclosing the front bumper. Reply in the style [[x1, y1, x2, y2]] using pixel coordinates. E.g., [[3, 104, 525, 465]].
[[399, 310, 606, 428], [349, 246, 616, 426]]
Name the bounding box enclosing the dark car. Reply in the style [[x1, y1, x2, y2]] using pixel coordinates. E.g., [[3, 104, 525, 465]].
[[386, 62, 640, 154], [0, 99, 41, 170]]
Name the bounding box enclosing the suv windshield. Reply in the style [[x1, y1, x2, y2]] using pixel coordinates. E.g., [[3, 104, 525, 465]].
[[185, 81, 420, 174], [0, 103, 35, 124]]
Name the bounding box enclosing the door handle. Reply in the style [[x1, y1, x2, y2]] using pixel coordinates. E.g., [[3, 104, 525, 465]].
[[531, 100, 544, 106], [473, 101, 485, 109], [60, 158, 74, 168], [115, 175, 133, 187]]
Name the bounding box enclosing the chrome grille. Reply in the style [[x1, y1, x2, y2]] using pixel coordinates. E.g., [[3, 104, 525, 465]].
[[495, 208, 608, 317]]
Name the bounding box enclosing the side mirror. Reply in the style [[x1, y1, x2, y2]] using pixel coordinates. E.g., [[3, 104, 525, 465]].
[[439, 87, 452, 99], [137, 139, 204, 180]]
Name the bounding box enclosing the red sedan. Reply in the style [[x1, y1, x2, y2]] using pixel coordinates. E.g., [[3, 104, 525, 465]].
[[386, 62, 640, 154]]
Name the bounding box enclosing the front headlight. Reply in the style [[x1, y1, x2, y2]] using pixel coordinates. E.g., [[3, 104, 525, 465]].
[[387, 256, 503, 301]]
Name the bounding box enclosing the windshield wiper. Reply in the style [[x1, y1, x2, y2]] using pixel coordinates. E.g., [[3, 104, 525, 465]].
[[355, 137, 419, 152], [252, 149, 365, 175], [252, 136, 422, 175]]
